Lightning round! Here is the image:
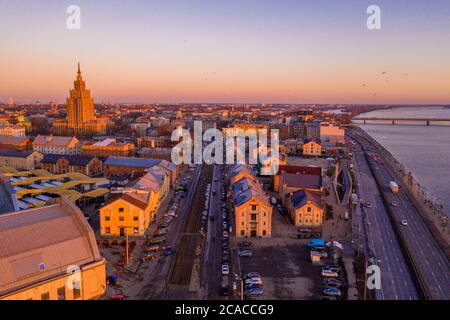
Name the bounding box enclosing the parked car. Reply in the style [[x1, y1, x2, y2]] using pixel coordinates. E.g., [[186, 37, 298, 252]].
[[324, 265, 341, 274], [223, 231, 228, 238], [322, 278, 343, 288], [221, 264, 229, 275], [163, 247, 174, 256], [245, 283, 262, 291], [400, 219, 408, 226], [239, 241, 253, 247], [244, 288, 263, 297], [245, 278, 263, 285], [321, 269, 339, 278], [322, 287, 342, 297], [244, 272, 262, 279], [238, 250, 253, 257]]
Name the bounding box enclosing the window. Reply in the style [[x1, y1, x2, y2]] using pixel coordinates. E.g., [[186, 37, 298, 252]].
[[119, 207, 124, 213], [72, 282, 81, 299], [251, 205, 257, 211], [307, 207, 312, 212], [250, 214, 257, 221], [263, 230, 267, 236], [41, 292, 50, 300], [105, 227, 110, 234], [242, 222, 244, 226], [57, 287, 66, 300], [133, 216, 139, 221], [105, 216, 110, 222], [241, 230, 245, 236], [119, 216, 124, 221]]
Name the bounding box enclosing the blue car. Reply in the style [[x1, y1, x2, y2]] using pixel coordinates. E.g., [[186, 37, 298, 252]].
[[164, 247, 173, 256], [322, 287, 342, 297]]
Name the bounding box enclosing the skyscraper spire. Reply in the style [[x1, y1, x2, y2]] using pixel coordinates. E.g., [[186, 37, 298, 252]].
[[77, 62, 81, 74]]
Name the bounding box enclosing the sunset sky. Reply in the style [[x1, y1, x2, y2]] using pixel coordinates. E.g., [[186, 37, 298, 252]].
[[1, 0, 450, 104]]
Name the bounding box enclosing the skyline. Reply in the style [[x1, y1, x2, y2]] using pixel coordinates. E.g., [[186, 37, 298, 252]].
[[2, 0, 450, 104]]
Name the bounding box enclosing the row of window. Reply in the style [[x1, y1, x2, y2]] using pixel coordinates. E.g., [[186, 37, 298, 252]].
[[104, 216, 139, 222], [34, 283, 80, 300]]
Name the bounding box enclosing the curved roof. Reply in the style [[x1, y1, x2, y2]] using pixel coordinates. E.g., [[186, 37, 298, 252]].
[[0, 198, 102, 297]]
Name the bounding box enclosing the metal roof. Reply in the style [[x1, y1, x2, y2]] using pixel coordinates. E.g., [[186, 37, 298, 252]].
[[104, 156, 161, 168], [0, 198, 102, 296]]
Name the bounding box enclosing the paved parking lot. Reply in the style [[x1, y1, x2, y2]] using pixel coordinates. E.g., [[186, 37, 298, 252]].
[[237, 238, 322, 299]]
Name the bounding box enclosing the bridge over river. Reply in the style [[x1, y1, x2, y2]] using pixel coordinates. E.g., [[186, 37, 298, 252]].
[[352, 117, 450, 126]]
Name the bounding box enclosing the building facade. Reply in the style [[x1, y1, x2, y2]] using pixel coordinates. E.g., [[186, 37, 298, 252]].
[[81, 138, 135, 158], [230, 166, 272, 238], [32, 135, 81, 155], [0, 150, 43, 170], [286, 190, 323, 228], [303, 140, 322, 156], [41, 154, 103, 176], [0, 124, 25, 137]]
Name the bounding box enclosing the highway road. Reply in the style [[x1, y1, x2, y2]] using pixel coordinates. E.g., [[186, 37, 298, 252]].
[[370, 155, 450, 299], [353, 146, 420, 300], [352, 129, 450, 299]]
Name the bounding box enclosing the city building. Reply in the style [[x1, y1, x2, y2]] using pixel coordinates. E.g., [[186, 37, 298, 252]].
[[138, 147, 172, 161], [81, 138, 135, 158], [279, 172, 323, 206], [0, 150, 43, 170], [137, 136, 177, 149], [103, 156, 177, 181], [319, 122, 345, 144], [0, 136, 31, 151], [302, 140, 322, 156], [286, 190, 323, 228], [0, 174, 19, 214], [0, 197, 106, 300], [306, 124, 320, 141], [292, 122, 307, 139], [0, 124, 25, 137], [230, 165, 272, 238], [41, 154, 103, 176], [272, 165, 322, 192], [99, 167, 170, 237], [32, 135, 81, 155], [53, 63, 107, 136]]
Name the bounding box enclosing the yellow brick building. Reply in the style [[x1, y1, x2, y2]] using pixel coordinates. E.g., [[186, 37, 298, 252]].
[[230, 166, 272, 237], [286, 190, 323, 228], [302, 140, 322, 156]]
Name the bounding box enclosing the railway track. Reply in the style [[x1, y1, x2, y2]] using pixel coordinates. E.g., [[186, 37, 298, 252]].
[[168, 165, 213, 285]]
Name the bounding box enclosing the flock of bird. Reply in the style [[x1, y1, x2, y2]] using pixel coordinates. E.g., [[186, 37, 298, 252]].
[[361, 71, 409, 96]]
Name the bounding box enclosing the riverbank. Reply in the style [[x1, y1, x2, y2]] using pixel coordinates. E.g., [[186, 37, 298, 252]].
[[352, 126, 449, 257]]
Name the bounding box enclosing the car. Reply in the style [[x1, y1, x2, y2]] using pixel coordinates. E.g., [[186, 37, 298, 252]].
[[324, 265, 341, 274], [400, 220, 408, 226], [245, 278, 263, 285], [244, 288, 263, 297], [238, 250, 252, 257], [245, 283, 262, 291], [322, 278, 343, 288], [163, 247, 174, 256], [244, 272, 262, 279], [366, 202, 372, 208], [83, 214, 91, 221], [321, 269, 339, 278], [221, 265, 229, 275], [391, 202, 398, 207], [322, 287, 342, 297], [239, 241, 253, 248], [223, 231, 228, 238]]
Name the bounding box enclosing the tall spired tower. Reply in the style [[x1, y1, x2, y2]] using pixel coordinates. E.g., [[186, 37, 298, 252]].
[[53, 63, 107, 136], [67, 62, 96, 127]]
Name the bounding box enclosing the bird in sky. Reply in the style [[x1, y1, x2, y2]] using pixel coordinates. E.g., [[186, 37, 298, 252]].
[[381, 71, 387, 75]]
